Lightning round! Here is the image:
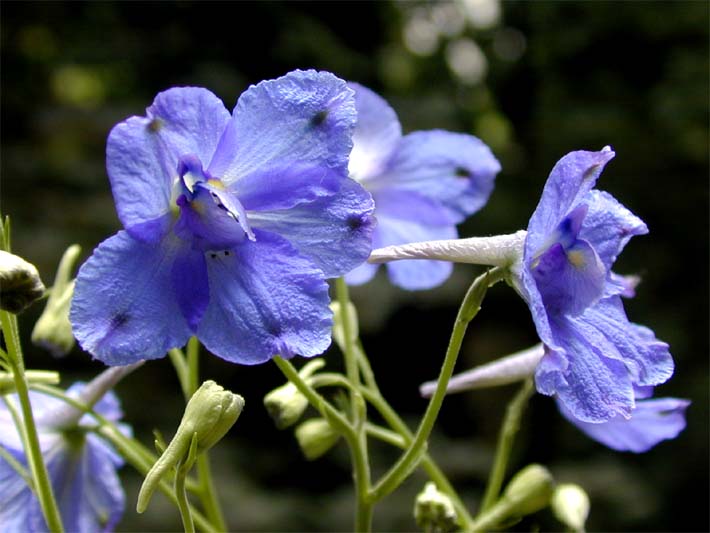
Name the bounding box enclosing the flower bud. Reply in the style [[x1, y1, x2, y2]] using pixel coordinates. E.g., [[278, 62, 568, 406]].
[[414, 482, 459, 533], [294, 418, 340, 461], [137, 380, 244, 513], [263, 359, 324, 429], [32, 244, 82, 357], [551, 483, 590, 532], [0, 250, 45, 314], [501, 464, 554, 517]]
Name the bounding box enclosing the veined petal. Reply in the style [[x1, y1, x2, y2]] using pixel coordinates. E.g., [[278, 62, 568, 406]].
[[70, 231, 192, 365], [571, 297, 674, 386], [347, 82, 402, 181], [107, 88, 230, 242], [197, 230, 332, 365], [579, 190, 648, 271], [536, 317, 635, 423], [208, 70, 356, 185], [558, 395, 690, 453], [373, 130, 499, 223], [248, 178, 375, 278], [525, 147, 615, 256], [171, 246, 209, 332]]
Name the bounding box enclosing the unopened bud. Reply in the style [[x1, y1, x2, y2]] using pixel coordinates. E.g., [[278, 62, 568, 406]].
[[264, 359, 324, 429], [414, 482, 459, 532], [137, 380, 244, 513], [0, 250, 45, 314], [501, 464, 554, 517], [295, 418, 340, 461], [551, 483, 590, 532], [32, 245, 82, 357]]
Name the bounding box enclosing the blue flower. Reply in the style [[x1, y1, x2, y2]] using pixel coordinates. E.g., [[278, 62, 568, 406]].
[[344, 83, 500, 290], [70, 70, 375, 366], [0, 383, 130, 532], [520, 148, 674, 422], [557, 385, 689, 453]]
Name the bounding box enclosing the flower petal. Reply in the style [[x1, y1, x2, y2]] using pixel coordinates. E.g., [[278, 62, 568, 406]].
[[347, 82, 402, 181], [530, 239, 606, 315], [525, 148, 615, 256], [570, 297, 674, 387], [536, 317, 635, 423], [345, 261, 379, 286], [197, 230, 332, 365], [579, 190, 648, 271], [558, 395, 690, 452], [248, 178, 375, 278], [373, 130, 499, 223], [171, 246, 209, 332], [70, 231, 192, 365], [107, 88, 230, 242], [208, 70, 356, 185]]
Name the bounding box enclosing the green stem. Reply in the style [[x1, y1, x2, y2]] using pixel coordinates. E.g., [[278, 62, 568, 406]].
[[335, 277, 373, 531], [1, 310, 63, 533], [168, 348, 190, 399], [176, 457, 196, 533], [370, 267, 506, 503], [478, 378, 534, 513], [273, 356, 372, 530]]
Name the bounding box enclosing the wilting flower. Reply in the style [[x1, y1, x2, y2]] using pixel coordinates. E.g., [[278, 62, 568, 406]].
[[373, 147, 674, 422], [0, 381, 131, 532], [421, 343, 688, 452], [345, 83, 499, 289], [71, 70, 375, 366]]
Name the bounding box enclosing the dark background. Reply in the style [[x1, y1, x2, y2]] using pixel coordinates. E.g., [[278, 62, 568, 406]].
[[2, 1, 708, 531]]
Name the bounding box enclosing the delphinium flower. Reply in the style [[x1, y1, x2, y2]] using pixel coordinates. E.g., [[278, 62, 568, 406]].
[[371, 148, 674, 422], [0, 376, 132, 532], [70, 70, 375, 366], [345, 83, 500, 290], [421, 343, 689, 452]]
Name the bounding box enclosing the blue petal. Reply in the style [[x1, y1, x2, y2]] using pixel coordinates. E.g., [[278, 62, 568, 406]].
[[530, 238, 606, 315], [347, 83, 402, 181], [345, 261, 379, 286], [107, 88, 230, 242], [208, 70, 356, 185], [558, 395, 690, 453], [248, 178, 375, 278], [70, 231, 192, 365], [571, 298, 674, 387], [232, 164, 342, 213], [0, 448, 33, 532], [197, 230, 332, 365], [525, 148, 615, 257], [171, 246, 209, 332], [372, 130, 499, 223], [579, 190, 648, 271], [536, 316, 635, 423]]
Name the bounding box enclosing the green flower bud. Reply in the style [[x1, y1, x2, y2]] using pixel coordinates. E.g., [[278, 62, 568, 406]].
[[0, 250, 45, 314], [137, 380, 244, 513], [551, 483, 590, 532], [263, 358, 324, 429], [32, 244, 82, 357], [330, 301, 358, 352], [501, 463, 555, 517], [294, 418, 340, 461], [414, 482, 459, 533]]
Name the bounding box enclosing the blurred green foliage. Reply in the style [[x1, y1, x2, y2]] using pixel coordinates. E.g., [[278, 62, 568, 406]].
[[2, 1, 707, 531]]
